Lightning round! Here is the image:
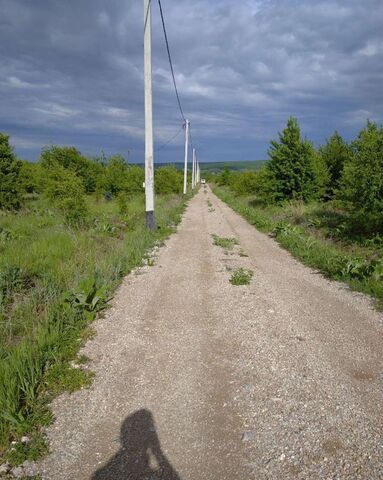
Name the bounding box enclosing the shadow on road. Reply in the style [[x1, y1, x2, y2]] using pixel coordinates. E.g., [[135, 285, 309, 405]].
[[92, 409, 181, 480]]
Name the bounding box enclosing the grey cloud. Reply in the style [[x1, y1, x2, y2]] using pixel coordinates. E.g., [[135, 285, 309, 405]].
[[0, 0, 382, 161]]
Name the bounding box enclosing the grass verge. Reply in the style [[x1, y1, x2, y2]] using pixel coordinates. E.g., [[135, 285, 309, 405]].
[[0, 192, 190, 463], [213, 185, 383, 306]]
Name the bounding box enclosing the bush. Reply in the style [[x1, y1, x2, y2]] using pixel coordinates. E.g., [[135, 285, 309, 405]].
[[230, 168, 276, 201], [231, 172, 259, 195], [125, 165, 144, 194], [155, 165, 183, 194], [103, 155, 128, 196], [216, 166, 234, 187], [40, 146, 101, 194], [0, 133, 22, 210], [41, 161, 88, 226], [19, 161, 41, 194]]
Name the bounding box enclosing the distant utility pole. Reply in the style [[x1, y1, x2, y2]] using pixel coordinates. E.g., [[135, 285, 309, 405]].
[[183, 119, 190, 195], [144, 0, 155, 229], [192, 148, 196, 189], [197, 160, 200, 184]]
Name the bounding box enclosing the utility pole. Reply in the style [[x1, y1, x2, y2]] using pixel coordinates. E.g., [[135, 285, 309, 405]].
[[144, 0, 155, 229], [192, 148, 196, 189], [183, 119, 190, 195]]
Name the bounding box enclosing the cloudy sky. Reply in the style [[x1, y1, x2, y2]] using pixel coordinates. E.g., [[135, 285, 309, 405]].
[[0, 0, 382, 163]]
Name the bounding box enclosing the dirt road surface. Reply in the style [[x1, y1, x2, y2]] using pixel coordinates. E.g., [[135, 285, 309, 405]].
[[36, 186, 382, 479]]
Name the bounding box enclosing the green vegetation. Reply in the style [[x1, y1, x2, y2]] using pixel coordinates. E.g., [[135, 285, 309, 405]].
[[229, 268, 254, 286], [154, 165, 183, 194], [200, 160, 266, 174], [267, 117, 327, 201], [0, 137, 191, 462], [212, 234, 239, 250], [0, 133, 23, 210], [213, 117, 383, 306]]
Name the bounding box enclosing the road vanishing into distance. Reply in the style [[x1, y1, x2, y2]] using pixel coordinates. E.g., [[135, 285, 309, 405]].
[[35, 186, 382, 479]]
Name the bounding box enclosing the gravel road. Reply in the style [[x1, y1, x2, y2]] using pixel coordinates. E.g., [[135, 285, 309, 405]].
[[35, 186, 382, 479]]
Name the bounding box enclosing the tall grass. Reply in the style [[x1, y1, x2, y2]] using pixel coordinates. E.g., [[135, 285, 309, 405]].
[[0, 193, 188, 450]]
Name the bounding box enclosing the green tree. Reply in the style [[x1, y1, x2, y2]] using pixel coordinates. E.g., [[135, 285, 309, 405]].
[[340, 121, 383, 213], [267, 117, 327, 201], [40, 145, 100, 193], [217, 166, 233, 187], [319, 131, 350, 197], [155, 165, 183, 194], [125, 165, 144, 194], [231, 172, 259, 195], [104, 155, 128, 196], [41, 160, 88, 226], [19, 161, 41, 194], [0, 133, 22, 210]]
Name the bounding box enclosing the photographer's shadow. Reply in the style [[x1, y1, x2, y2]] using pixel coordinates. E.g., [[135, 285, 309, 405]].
[[92, 409, 181, 480]]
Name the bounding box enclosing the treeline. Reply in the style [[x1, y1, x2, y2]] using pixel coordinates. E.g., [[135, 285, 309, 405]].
[[217, 117, 383, 225], [0, 134, 184, 224]]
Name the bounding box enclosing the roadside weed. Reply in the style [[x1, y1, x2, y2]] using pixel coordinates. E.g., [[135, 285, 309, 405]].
[[230, 268, 254, 285], [212, 234, 239, 250]]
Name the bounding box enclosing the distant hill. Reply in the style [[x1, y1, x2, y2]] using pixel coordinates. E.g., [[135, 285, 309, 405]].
[[200, 160, 266, 173], [134, 160, 267, 173]]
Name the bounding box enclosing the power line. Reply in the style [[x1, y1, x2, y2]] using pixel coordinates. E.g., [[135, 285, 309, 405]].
[[189, 125, 195, 153], [157, 0, 186, 122], [156, 126, 183, 152]]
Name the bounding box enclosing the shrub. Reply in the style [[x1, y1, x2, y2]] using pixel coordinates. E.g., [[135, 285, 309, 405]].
[[41, 161, 88, 226], [40, 146, 101, 194], [19, 161, 41, 194], [125, 165, 144, 194], [103, 155, 128, 196], [0, 133, 22, 210], [155, 165, 183, 194], [216, 166, 234, 187], [231, 172, 259, 195], [230, 168, 276, 201]]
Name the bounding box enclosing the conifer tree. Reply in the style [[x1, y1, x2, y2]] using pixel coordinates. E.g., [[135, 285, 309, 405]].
[[340, 121, 383, 213], [267, 117, 327, 201], [319, 131, 350, 197]]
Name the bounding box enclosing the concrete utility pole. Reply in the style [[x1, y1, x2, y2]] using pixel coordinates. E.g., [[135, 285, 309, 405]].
[[192, 148, 196, 189], [144, 0, 155, 229], [183, 119, 190, 195]]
